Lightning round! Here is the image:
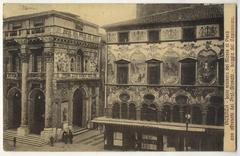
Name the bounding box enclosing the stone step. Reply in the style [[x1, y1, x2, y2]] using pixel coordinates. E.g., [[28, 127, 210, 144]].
[[4, 130, 48, 147], [73, 128, 89, 136]]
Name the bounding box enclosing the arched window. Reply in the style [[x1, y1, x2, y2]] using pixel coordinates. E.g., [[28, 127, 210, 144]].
[[141, 104, 148, 121], [129, 103, 136, 120], [207, 106, 216, 125], [191, 106, 202, 124], [179, 58, 197, 85], [172, 105, 180, 122], [217, 106, 224, 125], [112, 103, 120, 119], [162, 105, 171, 122], [121, 103, 128, 119], [70, 57, 75, 72], [148, 104, 158, 121]]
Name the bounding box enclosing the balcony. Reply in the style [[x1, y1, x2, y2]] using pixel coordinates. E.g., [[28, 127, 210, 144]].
[[6, 72, 21, 80], [28, 72, 46, 80], [4, 26, 101, 44], [54, 72, 100, 81]]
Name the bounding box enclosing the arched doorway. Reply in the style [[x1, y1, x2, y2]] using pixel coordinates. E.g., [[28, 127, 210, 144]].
[[72, 88, 86, 127], [7, 89, 21, 129], [30, 90, 45, 134]]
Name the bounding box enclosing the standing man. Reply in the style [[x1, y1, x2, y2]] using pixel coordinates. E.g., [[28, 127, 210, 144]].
[[68, 130, 73, 144]]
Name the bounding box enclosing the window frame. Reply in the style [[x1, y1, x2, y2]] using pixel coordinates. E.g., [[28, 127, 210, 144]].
[[146, 59, 162, 85], [179, 58, 197, 85], [115, 59, 130, 84], [148, 30, 160, 42]]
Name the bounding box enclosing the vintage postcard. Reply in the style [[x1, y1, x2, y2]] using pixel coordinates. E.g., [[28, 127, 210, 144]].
[[2, 3, 237, 152]]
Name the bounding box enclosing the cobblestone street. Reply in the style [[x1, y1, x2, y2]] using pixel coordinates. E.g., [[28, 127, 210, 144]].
[[4, 130, 104, 151]]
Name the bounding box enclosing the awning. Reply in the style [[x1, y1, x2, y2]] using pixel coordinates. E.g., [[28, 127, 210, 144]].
[[92, 117, 224, 133]]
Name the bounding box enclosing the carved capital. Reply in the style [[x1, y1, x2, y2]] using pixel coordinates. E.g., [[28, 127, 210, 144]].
[[20, 53, 29, 63], [44, 52, 54, 63]]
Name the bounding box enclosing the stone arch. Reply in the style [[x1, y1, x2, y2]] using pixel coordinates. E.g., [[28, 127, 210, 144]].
[[72, 87, 88, 128], [28, 88, 45, 134], [7, 87, 21, 129], [171, 89, 192, 104]]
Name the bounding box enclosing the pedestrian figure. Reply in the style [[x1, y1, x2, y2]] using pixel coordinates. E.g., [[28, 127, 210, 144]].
[[13, 137, 16, 148], [62, 131, 68, 144], [68, 130, 73, 144], [50, 136, 54, 146]]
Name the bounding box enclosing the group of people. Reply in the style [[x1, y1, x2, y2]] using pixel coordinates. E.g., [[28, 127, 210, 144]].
[[62, 130, 73, 144]]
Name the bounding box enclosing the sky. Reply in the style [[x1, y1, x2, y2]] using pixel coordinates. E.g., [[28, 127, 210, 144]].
[[3, 3, 136, 27]]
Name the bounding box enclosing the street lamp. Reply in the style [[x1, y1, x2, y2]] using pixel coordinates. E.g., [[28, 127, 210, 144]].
[[185, 113, 191, 151]]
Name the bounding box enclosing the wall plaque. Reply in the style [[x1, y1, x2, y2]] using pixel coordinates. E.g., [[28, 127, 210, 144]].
[[160, 27, 182, 41], [107, 32, 118, 43], [196, 24, 220, 39], [129, 30, 148, 42]]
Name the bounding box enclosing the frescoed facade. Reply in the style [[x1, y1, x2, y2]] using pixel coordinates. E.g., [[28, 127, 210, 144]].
[[93, 4, 224, 151]]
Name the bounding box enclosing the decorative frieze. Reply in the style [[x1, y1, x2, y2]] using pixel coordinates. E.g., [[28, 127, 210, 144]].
[[160, 27, 182, 41]]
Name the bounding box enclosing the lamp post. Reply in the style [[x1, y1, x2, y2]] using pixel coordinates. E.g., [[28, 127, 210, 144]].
[[185, 113, 191, 151]]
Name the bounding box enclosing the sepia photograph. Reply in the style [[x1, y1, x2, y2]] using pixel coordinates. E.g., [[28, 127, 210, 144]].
[[2, 2, 237, 152]]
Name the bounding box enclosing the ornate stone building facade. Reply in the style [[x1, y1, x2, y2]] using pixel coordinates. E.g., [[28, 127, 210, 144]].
[[93, 4, 224, 151], [3, 10, 103, 140]]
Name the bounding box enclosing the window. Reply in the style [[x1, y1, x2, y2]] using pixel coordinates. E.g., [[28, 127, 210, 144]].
[[113, 132, 123, 146], [191, 106, 202, 124], [207, 107, 216, 125], [116, 60, 129, 84], [10, 52, 21, 72], [148, 30, 159, 42], [148, 104, 158, 121], [112, 103, 120, 119], [121, 103, 128, 119], [182, 27, 196, 41], [129, 103, 136, 120], [218, 58, 224, 85], [141, 135, 158, 150], [146, 59, 161, 84], [70, 57, 76, 72], [179, 58, 197, 85], [32, 50, 43, 72], [33, 18, 44, 27], [141, 104, 148, 121], [12, 22, 22, 30], [118, 32, 129, 43], [172, 105, 180, 122]]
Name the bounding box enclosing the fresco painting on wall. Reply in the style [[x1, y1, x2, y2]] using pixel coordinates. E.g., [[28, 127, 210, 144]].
[[162, 50, 179, 85], [130, 52, 146, 84], [198, 49, 217, 84], [107, 52, 116, 84], [56, 53, 70, 72]]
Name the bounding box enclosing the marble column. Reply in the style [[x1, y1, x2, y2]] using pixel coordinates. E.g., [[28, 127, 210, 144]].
[[41, 50, 54, 141], [17, 46, 29, 136]]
